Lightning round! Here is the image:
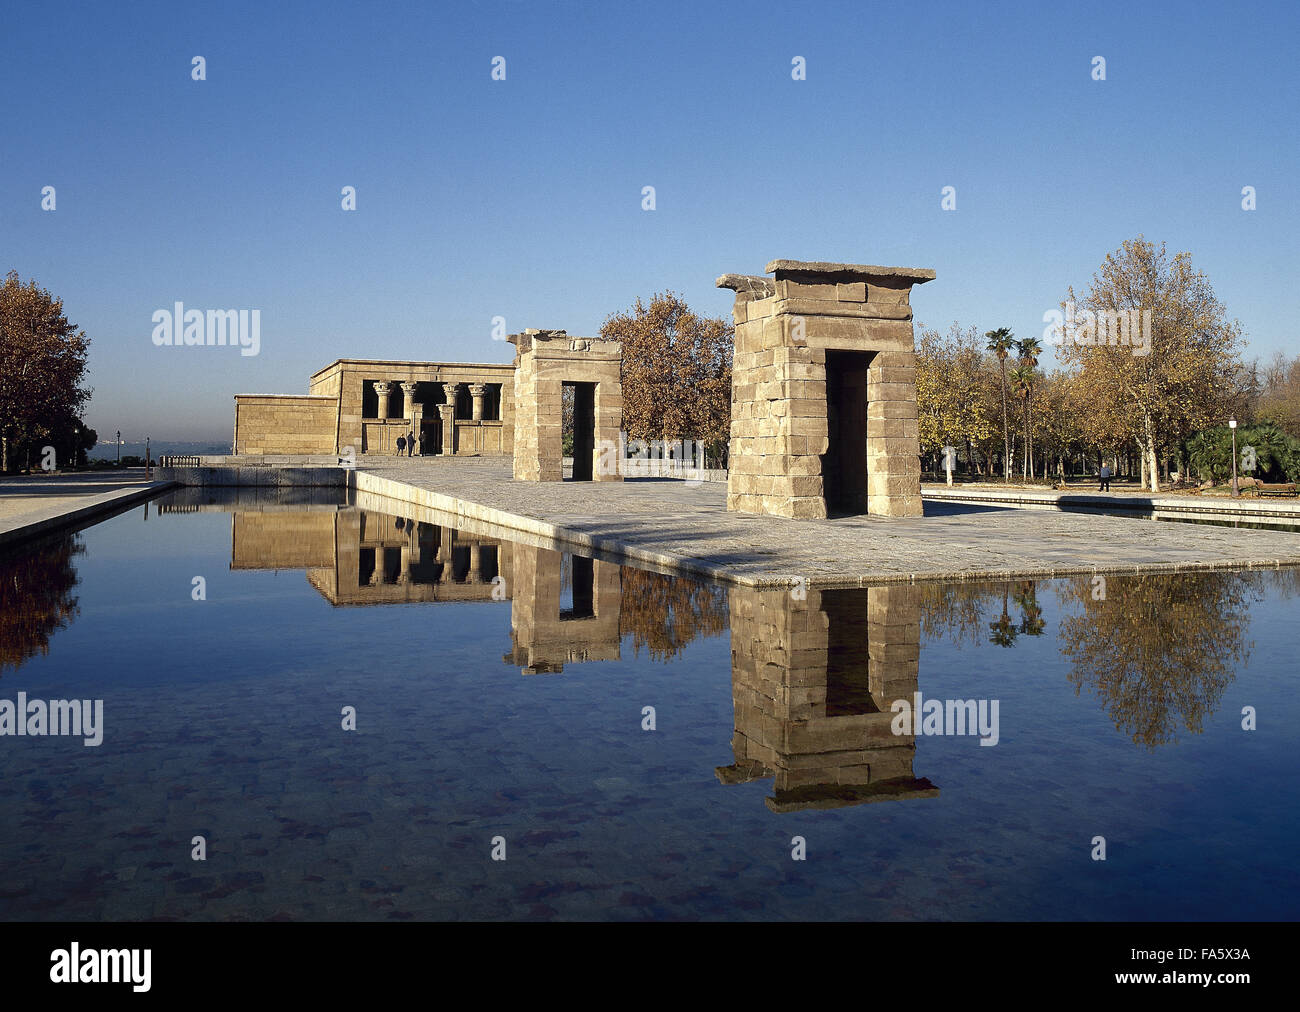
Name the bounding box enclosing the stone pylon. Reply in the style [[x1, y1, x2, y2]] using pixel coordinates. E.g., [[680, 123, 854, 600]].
[[717, 260, 935, 519], [508, 329, 623, 482]]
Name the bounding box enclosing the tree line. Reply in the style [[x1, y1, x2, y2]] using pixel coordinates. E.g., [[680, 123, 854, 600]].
[[917, 236, 1299, 489]]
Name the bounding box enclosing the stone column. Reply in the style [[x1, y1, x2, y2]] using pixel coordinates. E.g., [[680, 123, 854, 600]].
[[373, 381, 392, 421], [435, 527, 453, 569], [399, 381, 420, 422], [470, 383, 487, 421], [468, 543, 482, 584], [398, 541, 413, 585], [438, 402, 455, 455]]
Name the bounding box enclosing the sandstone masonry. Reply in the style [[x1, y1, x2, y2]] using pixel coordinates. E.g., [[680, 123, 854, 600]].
[[717, 259, 935, 519]]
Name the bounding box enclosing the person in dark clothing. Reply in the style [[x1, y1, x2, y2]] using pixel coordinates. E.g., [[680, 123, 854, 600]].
[[396, 435, 406, 456], [407, 430, 416, 457], [1099, 463, 1111, 492]]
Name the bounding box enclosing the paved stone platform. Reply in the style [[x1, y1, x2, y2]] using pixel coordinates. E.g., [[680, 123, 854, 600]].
[[352, 460, 1300, 586], [0, 471, 178, 548]]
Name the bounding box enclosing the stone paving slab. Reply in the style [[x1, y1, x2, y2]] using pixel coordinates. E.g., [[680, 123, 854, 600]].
[[0, 471, 179, 548], [353, 460, 1300, 586]]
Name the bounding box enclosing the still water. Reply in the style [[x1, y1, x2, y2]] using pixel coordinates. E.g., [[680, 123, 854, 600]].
[[1, 487, 1296, 920]]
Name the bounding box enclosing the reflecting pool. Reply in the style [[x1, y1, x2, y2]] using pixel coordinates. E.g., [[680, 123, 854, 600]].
[[1, 487, 1297, 920]]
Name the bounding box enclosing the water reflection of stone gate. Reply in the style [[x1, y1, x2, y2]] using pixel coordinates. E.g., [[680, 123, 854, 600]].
[[718, 584, 938, 811]]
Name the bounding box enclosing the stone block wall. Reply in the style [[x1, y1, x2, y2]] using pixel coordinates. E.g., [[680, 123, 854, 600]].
[[233, 395, 340, 455], [510, 330, 623, 482], [718, 260, 934, 519], [230, 510, 338, 569]]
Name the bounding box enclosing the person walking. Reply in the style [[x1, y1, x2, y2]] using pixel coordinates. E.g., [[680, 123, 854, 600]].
[[396, 434, 406, 456], [1098, 462, 1111, 492], [407, 430, 416, 457]]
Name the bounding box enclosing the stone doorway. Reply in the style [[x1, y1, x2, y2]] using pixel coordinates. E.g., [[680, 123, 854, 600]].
[[565, 381, 596, 481], [419, 419, 441, 456], [508, 329, 622, 483], [561, 555, 595, 618], [822, 588, 878, 715], [823, 350, 872, 515]]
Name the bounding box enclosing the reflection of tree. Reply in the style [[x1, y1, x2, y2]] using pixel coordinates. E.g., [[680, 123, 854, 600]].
[[1013, 581, 1046, 637], [1263, 568, 1300, 601], [0, 534, 82, 673], [1056, 572, 1257, 748], [916, 580, 1050, 647], [618, 566, 728, 661], [989, 584, 1019, 648], [918, 582, 1004, 646]]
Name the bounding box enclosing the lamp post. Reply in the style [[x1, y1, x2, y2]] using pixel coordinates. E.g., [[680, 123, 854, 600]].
[[1229, 416, 1238, 498], [116, 430, 121, 466]]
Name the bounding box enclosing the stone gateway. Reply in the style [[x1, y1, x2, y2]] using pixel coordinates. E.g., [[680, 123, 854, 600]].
[[717, 259, 935, 519]]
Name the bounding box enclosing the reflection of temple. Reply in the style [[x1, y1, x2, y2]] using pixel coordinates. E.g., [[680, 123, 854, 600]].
[[222, 503, 622, 674], [718, 584, 938, 812], [503, 546, 621, 674], [230, 508, 510, 605]]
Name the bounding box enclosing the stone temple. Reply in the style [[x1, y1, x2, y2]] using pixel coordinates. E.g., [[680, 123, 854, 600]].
[[231, 329, 623, 484], [230, 257, 932, 516]]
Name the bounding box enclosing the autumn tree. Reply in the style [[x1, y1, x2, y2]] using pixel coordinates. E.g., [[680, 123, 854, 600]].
[[0, 272, 92, 472], [1031, 371, 1088, 480], [618, 565, 729, 661], [915, 323, 995, 473], [1055, 572, 1255, 747], [599, 292, 733, 463], [1059, 238, 1243, 492], [0, 532, 83, 673], [1257, 352, 1300, 437]]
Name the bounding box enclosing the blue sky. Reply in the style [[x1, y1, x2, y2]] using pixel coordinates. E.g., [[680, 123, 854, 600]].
[[3, 0, 1296, 441]]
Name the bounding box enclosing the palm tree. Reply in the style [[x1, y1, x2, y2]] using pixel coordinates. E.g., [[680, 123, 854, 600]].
[[1015, 337, 1043, 479], [1010, 363, 1034, 480], [1012, 581, 1046, 637], [985, 328, 1015, 480], [988, 584, 1019, 647]]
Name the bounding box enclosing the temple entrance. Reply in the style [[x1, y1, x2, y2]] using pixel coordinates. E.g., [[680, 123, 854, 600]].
[[565, 381, 596, 481], [822, 350, 871, 515], [821, 589, 878, 715], [419, 419, 441, 456], [560, 555, 595, 619]]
